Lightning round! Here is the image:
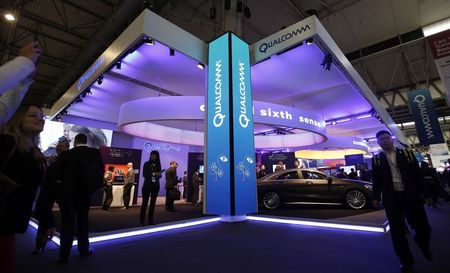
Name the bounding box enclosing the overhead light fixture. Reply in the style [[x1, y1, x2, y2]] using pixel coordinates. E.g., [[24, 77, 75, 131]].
[[423, 18, 450, 37], [356, 114, 372, 119], [321, 53, 333, 71], [210, 7, 217, 19], [4, 13, 15, 21], [169, 48, 175, 56], [97, 76, 103, 85], [196, 63, 205, 70], [74, 97, 83, 103], [236, 0, 243, 12], [306, 38, 314, 45], [143, 37, 154, 45], [115, 61, 121, 69], [86, 87, 92, 96], [244, 5, 251, 18], [335, 118, 352, 124]]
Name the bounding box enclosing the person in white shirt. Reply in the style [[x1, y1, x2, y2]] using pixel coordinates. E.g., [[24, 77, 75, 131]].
[[0, 41, 42, 124]]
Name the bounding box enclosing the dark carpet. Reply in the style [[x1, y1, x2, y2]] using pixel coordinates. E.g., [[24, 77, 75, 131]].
[[15, 202, 450, 273], [52, 203, 206, 233], [48, 203, 378, 233]]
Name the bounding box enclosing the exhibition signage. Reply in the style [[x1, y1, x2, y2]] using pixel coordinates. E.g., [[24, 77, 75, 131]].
[[206, 33, 257, 216], [252, 16, 316, 62], [206, 33, 231, 215], [407, 88, 444, 145], [427, 30, 450, 106], [230, 34, 257, 215]]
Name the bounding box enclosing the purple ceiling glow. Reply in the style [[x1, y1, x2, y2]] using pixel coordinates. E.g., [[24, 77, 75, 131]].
[[251, 43, 372, 122]]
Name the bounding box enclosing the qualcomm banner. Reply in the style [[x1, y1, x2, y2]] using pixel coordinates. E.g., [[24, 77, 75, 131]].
[[231, 34, 257, 215], [206, 34, 232, 215], [407, 89, 444, 145]]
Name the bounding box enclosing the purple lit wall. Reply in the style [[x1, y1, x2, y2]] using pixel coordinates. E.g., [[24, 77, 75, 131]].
[[112, 132, 190, 196]]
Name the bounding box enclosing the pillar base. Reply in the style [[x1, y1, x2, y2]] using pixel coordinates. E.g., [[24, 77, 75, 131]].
[[220, 215, 247, 222]]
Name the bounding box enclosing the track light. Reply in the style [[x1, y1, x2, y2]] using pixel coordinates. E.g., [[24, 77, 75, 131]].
[[97, 76, 103, 85], [306, 38, 314, 45], [244, 6, 251, 18], [74, 97, 83, 103], [237, 1, 243, 12], [210, 7, 216, 19], [321, 53, 333, 71], [197, 63, 205, 70], [4, 13, 15, 21], [86, 87, 92, 95], [116, 61, 121, 69], [143, 37, 154, 45], [169, 48, 175, 56]]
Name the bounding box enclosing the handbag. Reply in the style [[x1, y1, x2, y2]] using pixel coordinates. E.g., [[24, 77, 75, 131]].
[[168, 188, 181, 200], [0, 145, 18, 201]]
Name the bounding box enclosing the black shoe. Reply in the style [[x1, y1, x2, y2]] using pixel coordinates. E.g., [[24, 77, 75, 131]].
[[422, 248, 433, 261], [80, 248, 94, 258], [399, 263, 414, 273], [56, 257, 68, 264]]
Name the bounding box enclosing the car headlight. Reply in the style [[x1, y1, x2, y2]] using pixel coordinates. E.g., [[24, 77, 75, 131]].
[[364, 184, 373, 190]]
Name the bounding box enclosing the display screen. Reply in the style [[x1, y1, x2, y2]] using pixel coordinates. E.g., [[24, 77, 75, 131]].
[[272, 164, 285, 172], [40, 120, 112, 157]]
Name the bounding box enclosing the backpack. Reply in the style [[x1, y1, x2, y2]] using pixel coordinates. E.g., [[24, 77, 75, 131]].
[[79, 152, 104, 194]]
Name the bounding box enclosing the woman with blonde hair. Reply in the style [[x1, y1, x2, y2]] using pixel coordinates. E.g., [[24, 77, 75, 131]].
[[0, 104, 47, 273]]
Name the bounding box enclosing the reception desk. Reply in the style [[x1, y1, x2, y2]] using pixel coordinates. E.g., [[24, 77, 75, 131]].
[[108, 184, 135, 207]]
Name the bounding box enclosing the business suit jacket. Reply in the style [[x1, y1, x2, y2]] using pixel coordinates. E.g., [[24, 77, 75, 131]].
[[57, 145, 104, 201], [165, 166, 177, 190], [372, 148, 427, 206]]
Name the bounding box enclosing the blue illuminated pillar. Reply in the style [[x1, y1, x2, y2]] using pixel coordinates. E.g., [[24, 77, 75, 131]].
[[205, 33, 257, 220]]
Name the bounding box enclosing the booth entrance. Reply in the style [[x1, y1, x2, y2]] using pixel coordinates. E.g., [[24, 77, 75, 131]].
[[45, 9, 404, 239]]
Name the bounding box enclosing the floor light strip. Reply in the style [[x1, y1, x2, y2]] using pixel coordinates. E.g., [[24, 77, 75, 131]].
[[29, 217, 221, 246], [247, 216, 387, 233]]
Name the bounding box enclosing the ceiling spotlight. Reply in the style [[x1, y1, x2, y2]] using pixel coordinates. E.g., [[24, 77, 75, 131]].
[[306, 38, 314, 45], [169, 48, 175, 56], [4, 13, 15, 21], [86, 87, 92, 95], [143, 37, 154, 45], [116, 61, 121, 69], [244, 6, 251, 18], [210, 7, 217, 19], [196, 63, 205, 70], [97, 76, 103, 85], [321, 53, 333, 71], [237, 1, 243, 12], [74, 97, 83, 103]]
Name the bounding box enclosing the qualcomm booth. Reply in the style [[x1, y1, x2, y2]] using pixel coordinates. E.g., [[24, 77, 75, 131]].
[[41, 9, 405, 243]]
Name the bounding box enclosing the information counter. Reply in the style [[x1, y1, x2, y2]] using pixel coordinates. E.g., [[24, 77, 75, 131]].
[[108, 183, 135, 207]]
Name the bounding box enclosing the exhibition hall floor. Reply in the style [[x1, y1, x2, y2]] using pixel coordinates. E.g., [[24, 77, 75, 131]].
[[16, 202, 450, 273], [48, 200, 381, 233]]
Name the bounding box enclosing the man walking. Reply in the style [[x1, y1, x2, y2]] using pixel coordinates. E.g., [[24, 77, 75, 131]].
[[372, 130, 432, 273], [57, 133, 103, 263]]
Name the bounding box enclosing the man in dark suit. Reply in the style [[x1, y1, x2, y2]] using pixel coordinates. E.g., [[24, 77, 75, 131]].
[[56, 133, 104, 263], [372, 130, 432, 273], [165, 161, 178, 212], [191, 170, 201, 205]]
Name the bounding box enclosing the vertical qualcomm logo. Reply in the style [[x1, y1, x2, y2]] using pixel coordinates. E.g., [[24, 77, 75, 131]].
[[413, 95, 436, 139], [238, 61, 250, 128], [213, 60, 226, 128]]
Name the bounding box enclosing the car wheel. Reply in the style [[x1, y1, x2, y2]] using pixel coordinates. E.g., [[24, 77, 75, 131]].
[[262, 191, 280, 210], [345, 189, 366, 209]]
